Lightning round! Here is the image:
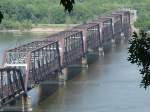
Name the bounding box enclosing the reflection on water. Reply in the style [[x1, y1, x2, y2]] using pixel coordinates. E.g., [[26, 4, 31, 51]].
[[0, 33, 150, 112]]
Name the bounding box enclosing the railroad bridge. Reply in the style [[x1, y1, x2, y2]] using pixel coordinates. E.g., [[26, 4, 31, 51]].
[[0, 10, 132, 107]]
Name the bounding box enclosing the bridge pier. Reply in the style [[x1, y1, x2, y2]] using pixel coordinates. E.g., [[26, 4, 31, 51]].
[[58, 68, 67, 85], [114, 32, 126, 45], [82, 56, 88, 68], [58, 67, 81, 81], [111, 38, 115, 44], [121, 32, 125, 38], [21, 95, 32, 112], [98, 47, 104, 56], [120, 33, 126, 43]]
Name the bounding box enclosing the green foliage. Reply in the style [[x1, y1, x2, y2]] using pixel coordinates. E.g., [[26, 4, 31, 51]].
[[0, 0, 149, 29], [49, 6, 66, 24], [128, 30, 150, 89]]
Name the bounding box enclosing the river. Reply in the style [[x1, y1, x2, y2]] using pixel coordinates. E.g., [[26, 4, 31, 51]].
[[0, 32, 150, 112]]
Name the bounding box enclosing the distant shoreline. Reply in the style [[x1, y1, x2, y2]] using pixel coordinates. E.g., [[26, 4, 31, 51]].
[[0, 24, 78, 33], [0, 28, 66, 33], [0, 28, 64, 33]]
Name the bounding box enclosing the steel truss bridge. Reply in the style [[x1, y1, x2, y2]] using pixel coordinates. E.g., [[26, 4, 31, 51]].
[[0, 10, 132, 107]]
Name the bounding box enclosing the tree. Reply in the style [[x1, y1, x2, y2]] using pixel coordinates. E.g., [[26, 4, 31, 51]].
[[128, 30, 150, 89], [0, 11, 3, 23], [60, 0, 75, 13], [0, 0, 74, 23]]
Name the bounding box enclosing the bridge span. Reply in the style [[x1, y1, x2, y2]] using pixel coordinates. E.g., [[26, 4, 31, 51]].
[[0, 9, 132, 107]]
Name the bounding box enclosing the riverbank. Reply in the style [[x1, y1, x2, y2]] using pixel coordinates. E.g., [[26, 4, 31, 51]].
[[0, 28, 64, 33], [0, 24, 78, 33]]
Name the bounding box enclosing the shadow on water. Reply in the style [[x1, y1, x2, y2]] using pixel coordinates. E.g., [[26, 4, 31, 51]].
[[38, 81, 59, 102], [87, 52, 100, 65], [67, 67, 82, 80]]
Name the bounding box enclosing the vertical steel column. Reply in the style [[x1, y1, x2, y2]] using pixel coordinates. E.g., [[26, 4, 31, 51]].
[[0, 71, 3, 98], [82, 29, 88, 54], [59, 39, 65, 67], [24, 53, 31, 91]]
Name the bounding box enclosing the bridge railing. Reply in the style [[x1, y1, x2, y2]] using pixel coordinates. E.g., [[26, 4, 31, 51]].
[[0, 67, 25, 106]]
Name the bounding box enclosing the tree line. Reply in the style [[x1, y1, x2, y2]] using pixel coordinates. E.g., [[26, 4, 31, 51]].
[[0, 0, 150, 30]]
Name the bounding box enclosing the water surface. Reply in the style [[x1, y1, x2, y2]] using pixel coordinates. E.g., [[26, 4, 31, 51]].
[[33, 41, 150, 112], [0, 33, 150, 112]]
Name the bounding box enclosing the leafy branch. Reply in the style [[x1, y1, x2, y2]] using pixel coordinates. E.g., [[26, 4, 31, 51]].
[[128, 30, 150, 89], [0, 10, 3, 23], [60, 0, 75, 13]]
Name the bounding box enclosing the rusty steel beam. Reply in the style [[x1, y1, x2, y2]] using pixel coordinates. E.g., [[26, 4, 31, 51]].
[[63, 31, 84, 66], [99, 13, 122, 40], [112, 10, 131, 37], [28, 41, 61, 87], [111, 13, 123, 39], [3, 41, 54, 65], [89, 18, 113, 46], [3, 41, 56, 64], [8, 41, 52, 52], [45, 30, 84, 68], [72, 23, 101, 53]]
